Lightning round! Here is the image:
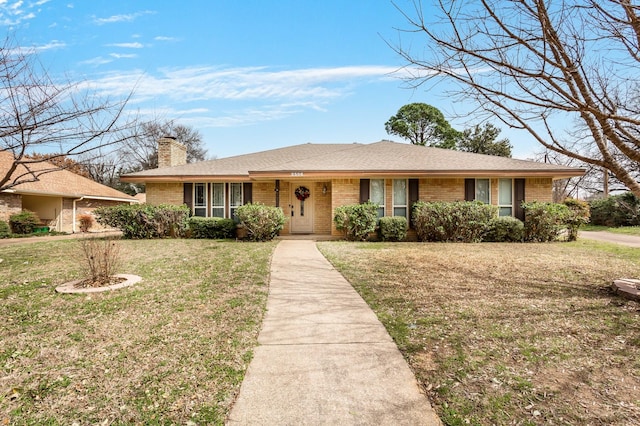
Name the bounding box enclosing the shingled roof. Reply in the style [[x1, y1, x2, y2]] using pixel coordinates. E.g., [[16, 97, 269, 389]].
[[0, 150, 136, 201], [121, 140, 585, 182]]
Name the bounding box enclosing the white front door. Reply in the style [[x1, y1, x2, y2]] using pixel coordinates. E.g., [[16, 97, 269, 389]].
[[290, 183, 314, 233]]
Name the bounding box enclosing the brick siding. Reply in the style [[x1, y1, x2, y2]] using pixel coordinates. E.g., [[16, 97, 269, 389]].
[[525, 178, 553, 203], [420, 178, 466, 202], [146, 182, 185, 205], [157, 137, 187, 168], [140, 176, 554, 236], [0, 193, 22, 222]]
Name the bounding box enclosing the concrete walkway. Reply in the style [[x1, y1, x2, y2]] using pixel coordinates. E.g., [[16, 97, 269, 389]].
[[226, 240, 441, 425]]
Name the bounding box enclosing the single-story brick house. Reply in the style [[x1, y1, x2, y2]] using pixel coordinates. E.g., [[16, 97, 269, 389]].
[[0, 150, 137, 233], [121, 137, 584, 237]]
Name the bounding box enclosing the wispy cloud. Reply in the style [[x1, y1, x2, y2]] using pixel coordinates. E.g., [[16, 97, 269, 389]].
[[107, 42, 144, 49], [6, 40, 65, 55], [109, 53, 137, 59], [78, 64, 401, 128], [93, 10, 155, 25], [0, 0, 40, 25], [154, 36, 177, 42], [79, 56, 113, 66]]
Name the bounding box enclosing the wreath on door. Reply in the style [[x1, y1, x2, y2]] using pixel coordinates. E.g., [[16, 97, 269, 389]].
[[295, 186, 310, 201]]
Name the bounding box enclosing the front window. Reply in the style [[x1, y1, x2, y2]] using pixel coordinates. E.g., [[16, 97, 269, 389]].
[[393, 179, 408, 218], [211, 183, 225, 218], [475, 179, 490, 204], [370, 179, 385, 218], [194, 183, 207, 217], [229, 183, 243, 220], [498, 178, 513, 216]]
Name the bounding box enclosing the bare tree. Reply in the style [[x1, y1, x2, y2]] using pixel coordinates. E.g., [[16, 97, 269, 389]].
[[118, 119, 208, 171], [0, 36, 136, 192], [82, 151, 142, 195], [393, 0, 640, 196]]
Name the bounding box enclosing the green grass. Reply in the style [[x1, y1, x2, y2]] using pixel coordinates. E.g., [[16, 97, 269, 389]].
[[318, 240, 640, 426], [583, 224, 640, 235], [0, 238, 276, 425]]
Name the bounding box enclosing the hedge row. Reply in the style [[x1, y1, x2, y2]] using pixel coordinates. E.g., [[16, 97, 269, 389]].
[[96, 198, 589, 243], [413, 200, 588, 243], [9, 210, 41, 234], [413, 201, 496, 242], [95, 202, 286, 241], [188, 217, 237, 239], [333, 199, 589, 243], [95, 204, 190, 239], [0, 220, 10, 238], [589, 192, 640, 227]]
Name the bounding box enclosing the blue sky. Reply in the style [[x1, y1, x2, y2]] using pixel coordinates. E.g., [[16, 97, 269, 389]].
[[3, 0, 540, 160]]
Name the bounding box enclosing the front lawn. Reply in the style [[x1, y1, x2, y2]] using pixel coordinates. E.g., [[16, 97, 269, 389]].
[[319, 240, 640, 425], [1, 238, 275, 425]]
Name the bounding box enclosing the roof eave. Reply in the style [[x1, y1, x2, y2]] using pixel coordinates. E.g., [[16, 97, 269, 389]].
[[3, 188, 136, 202], [120, 174, 249, 183], [248, 169, 586, 179], [121, 168, 585, 183]]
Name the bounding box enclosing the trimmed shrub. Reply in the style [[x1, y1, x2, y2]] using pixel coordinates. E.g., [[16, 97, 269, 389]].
[[564, 198, 590, 241], [188, 216, 236, 239], [95, 204, 190, 239], [589, 192, 640, 227], [235, 203, 287, 241], [412, 201, 496, 242], [78, 213, 94, 233], [333, 202, 379, 241], [0, 220, 10, 238], [9, 210, 40, 234], [485, 216, 524, 242], [379, 216, 408, 242], [522, 201, 569, 242]]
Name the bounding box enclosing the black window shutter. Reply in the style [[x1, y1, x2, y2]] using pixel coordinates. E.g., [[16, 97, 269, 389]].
[[408, 179, 419, 229], [409, 179, 419, 206], [464, 179, 475, 201], [514, 179, 525, 221], [360, 179, 370, 204], [183, 183, 193, 208], [243, 182, 253, 204]]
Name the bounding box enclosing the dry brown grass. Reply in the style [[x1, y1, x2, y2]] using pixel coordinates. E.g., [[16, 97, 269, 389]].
[[319, 240, 640, 425], [0, 238, 275, 425]]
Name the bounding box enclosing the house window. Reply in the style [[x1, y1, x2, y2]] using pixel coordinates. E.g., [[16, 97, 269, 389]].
[[498, 178, 513, 216], [193, 183, 207, 217], [211, 183, 225, 218], [229, 183, 243, 220], [370, 179, 385, 218], [393, 179, 408, 219], [475, 179, 490, 204]]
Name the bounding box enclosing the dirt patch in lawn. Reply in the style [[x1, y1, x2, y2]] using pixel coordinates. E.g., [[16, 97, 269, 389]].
[[319, 241, 640, 425]]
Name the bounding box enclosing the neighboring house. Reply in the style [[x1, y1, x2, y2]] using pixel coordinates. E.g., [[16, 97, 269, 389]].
[[121, 137, 585, 237], [0, 150, 137, 233]]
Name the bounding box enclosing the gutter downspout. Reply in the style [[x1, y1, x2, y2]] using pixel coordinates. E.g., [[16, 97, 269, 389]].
[[72, 197, 85, 233]]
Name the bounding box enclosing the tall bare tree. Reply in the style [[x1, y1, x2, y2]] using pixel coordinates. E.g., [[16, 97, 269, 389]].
[[118, 120, 208, 171], [0, 36, 137, 192], [393, 0, 640, 195]]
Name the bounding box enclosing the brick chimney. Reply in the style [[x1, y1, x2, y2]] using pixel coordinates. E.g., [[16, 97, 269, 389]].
[[157, 136, 187, 168]]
